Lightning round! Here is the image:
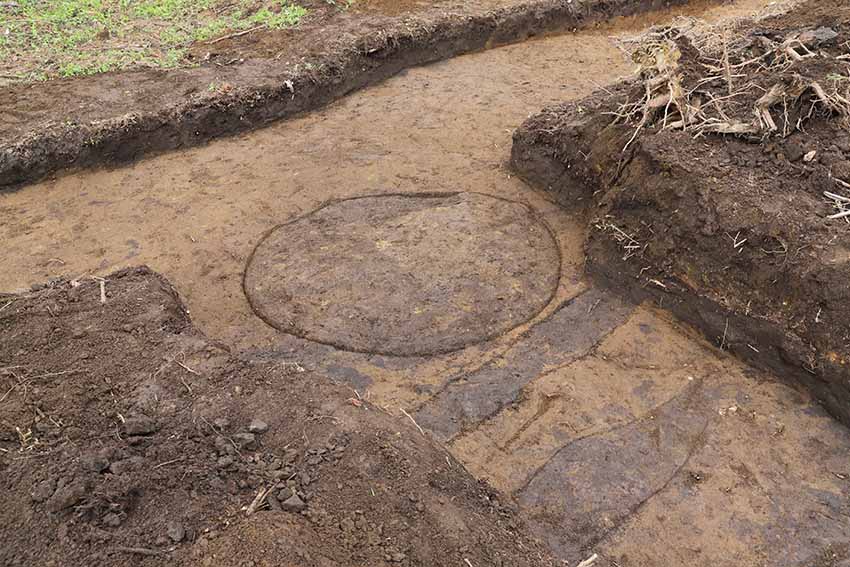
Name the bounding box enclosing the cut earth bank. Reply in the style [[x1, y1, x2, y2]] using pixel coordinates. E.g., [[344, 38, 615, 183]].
[[1, 0, 699, 188], [511, 0, 850, 427], [3, 0, 850, 566]]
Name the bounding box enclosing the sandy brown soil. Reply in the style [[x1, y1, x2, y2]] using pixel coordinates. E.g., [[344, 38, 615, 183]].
[[0, 0, 701, 188], [3, 0, 850, 565], [511, 0, 850, 425]]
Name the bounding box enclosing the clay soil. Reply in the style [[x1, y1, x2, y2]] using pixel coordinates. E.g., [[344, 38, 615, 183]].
[[512, 0, 850, 426], [4, 0, 850, 565], [0, 268, 556, 567]]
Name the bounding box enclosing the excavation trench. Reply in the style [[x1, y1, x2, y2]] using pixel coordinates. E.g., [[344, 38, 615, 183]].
[[2, 0, 849, 565]]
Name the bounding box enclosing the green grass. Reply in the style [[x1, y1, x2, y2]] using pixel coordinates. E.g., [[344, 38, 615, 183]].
[[0, 0, 308, 82]]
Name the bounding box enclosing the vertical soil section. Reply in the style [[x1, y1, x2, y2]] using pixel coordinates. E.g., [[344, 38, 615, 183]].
[[511, 0, 850, 426]]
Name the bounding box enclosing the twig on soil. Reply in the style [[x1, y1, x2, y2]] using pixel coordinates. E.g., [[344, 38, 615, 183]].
[[399, 408, 425, 436], [0, 384, 17, 403], [595, 219, 642, 260], [153, 456, 185, 469], [245, 485, 273, 516], [0, 369, 83, 403], [727, 231, 747, 249], [720, 318, 729, 351], [92, 276, 107, 303], [175, 360, 199, 375], [209, 25, 266, 44], [613, 28, 850, 144], [722, 33, 733, 96], [199, 416, 242, 455], [824, 189, 850, 220], [577, 554, 599, 567], [0, 300, 12, 313], [831, 176, 850, 190]]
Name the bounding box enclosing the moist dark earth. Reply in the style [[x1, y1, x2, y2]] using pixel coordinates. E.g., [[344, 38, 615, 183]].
[[0, 269, 556, 567], [244, 192, 560, 356]]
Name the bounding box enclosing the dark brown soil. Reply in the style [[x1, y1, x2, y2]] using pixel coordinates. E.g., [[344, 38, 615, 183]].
[[0, 267, 557, 567], [511, 0, 850, 425], [0, 0, 694, 189], [244, 192, 561, 356]]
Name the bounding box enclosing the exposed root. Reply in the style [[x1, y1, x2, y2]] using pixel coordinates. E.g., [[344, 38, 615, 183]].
[[594, 218, 644, 261], [611, 24, 850, 148]]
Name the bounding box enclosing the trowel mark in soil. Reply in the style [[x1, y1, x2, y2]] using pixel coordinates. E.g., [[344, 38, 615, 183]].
[[244, 192, 561, 356]]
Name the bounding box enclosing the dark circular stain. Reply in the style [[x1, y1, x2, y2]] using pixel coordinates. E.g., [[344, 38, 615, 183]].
[[244, 192, 560, 356]]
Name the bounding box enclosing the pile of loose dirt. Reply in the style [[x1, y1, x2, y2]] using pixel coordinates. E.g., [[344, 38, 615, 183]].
[[511, 0, 850, 425], [0, 267, 556, 567]]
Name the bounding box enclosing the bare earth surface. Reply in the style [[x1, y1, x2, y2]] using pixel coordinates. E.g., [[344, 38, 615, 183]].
[[2, 0, 850, 566]]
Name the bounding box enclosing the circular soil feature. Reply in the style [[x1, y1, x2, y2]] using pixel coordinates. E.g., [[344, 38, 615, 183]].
[[244, 192, 560, 356]]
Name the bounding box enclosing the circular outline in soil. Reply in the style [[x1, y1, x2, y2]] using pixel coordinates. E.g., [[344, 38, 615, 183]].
[[243, 191, 562, 357]]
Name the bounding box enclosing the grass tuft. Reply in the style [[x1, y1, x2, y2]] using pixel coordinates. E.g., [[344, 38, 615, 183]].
[[0, 0, 308, 82]]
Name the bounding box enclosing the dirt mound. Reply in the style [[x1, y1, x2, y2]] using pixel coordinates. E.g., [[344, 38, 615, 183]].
[[511, 0, 850, 425], [0, 267, 556, 567]]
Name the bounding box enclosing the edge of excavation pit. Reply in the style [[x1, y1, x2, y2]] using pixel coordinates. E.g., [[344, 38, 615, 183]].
[[0, 0, 695, 191], [509, 84, 850, 430]]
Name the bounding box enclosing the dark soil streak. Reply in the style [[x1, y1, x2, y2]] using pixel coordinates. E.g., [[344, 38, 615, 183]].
[[514, 377, 704, 496]]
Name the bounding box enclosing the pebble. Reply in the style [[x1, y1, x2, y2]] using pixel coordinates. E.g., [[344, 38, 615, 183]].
[[31, 479, 56, 503], [281, 494, 307, 513], [122, 416, 158, 436], [102, 513, 122, 527], [167, 520, 186, 542], [799, 26, 838, 47], [232, 432, 256, 449], [266, 493, 282, 512], [248, 419, 268, 434], [81, 451, 110, 473]]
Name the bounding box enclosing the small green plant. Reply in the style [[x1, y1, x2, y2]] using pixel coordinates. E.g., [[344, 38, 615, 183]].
[[1, 0, 309, 82]]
